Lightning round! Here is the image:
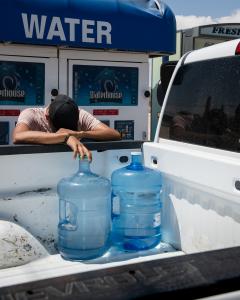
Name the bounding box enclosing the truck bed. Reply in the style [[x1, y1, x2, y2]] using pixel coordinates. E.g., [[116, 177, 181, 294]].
[[1, 141, 240, 299]]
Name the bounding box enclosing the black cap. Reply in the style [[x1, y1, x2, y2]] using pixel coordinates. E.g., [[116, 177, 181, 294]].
[[48, 95, 79, 131]]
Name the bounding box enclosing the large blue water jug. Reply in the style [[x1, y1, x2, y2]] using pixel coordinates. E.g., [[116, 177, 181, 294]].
[[57, 157, 111, 260], [111, 152, 162, 251]]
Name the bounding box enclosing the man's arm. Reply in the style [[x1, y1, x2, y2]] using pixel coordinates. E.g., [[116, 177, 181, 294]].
[[78, 122, 121, 141], [13, 123, 92, 160], [13, 123, 69, 144]]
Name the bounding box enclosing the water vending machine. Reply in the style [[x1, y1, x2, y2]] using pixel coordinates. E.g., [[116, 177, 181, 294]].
[[0, 0, 176, 145]]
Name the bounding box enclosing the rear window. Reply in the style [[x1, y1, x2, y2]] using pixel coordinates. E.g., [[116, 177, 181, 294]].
[[159, 56, 240, 153]]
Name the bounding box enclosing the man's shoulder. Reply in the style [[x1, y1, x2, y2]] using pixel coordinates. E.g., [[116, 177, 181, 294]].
[[20, 107, 45, 116], [17, 107, 49, 130], [21, 107, 45, 112], [78, 108, 86, 113]]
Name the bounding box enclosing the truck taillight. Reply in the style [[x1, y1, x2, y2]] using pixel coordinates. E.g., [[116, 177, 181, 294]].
[[235, 42, 240, 55]]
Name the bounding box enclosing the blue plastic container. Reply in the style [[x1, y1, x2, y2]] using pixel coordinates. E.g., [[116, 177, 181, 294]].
[[57, 157, 111, 260], [111, 152, 162, 251]]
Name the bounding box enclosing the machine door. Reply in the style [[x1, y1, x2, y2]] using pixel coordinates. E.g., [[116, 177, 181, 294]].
[[59, 51, 150, 141], [0, 47, 58, 145]]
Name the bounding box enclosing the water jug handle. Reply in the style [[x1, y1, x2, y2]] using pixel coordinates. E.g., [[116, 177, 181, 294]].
[[59, 200, 78, 231], [111, 191, 120, 220], [58, 221, 78, 231]]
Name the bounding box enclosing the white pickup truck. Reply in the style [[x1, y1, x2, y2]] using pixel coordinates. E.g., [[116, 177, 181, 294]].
[[0, 39, 240, 299]]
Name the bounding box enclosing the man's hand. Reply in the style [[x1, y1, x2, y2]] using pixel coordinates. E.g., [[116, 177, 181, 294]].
[[57, 128, 91, 160], [56, 128, 84, 140], [66, 136, 92, 161]]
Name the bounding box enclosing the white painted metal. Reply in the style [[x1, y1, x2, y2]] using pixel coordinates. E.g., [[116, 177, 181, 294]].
[[0, 43, 57, 58], [0, 149, 138, 193], [59, 49, 148, 62], [184, 38, 240, 64], [144, 140, 240, 202], [198, 290, 240, 300], [144, 141, 240, 253], [146, 39, 240, 253], [0, 247, 183, 288]]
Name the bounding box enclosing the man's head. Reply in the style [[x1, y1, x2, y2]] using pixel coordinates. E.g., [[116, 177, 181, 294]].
[[47, 95, 79, 131]]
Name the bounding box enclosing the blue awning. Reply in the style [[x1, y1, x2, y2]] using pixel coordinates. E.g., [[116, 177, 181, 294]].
[[0, 0, 176, 55]]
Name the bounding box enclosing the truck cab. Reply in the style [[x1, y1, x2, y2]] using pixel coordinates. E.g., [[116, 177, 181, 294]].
[[144, 38, 240, 253]]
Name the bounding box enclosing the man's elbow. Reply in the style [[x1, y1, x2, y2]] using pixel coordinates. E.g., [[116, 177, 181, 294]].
[[108, 129, 121, 140], [12, 135, 21, 144], [12, 133, 25, 144], [114, 131, 121, 140]]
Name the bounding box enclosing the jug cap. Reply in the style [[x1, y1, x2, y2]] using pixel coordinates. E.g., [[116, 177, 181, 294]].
[[79, 154, 89, 160], [131, 151, 142, 156]]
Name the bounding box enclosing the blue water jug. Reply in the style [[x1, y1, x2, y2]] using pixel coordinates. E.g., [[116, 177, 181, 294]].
[[111, 152, 162, 251], [57, 157, 111, 260]]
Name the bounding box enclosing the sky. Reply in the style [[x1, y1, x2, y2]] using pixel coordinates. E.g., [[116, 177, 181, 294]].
[[164, 0, 240, 30]]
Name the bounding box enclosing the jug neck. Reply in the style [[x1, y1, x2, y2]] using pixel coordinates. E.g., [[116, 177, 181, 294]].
[[78, 156, 91, 173], [127, 152, 144, 170]]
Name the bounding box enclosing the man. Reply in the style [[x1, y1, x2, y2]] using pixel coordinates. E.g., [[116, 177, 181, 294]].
[[13, 94, 121, 160]]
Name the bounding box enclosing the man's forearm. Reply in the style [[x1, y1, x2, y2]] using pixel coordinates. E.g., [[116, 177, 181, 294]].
[[80, 129, 121, 141], [13, 131, 69, 144]]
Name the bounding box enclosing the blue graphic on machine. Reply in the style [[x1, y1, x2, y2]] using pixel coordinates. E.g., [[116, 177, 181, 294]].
[[0, 61, 45, 105], [114, 120, 134, 140], [0, 122, 9, 144], [72, 65, 138, 106]]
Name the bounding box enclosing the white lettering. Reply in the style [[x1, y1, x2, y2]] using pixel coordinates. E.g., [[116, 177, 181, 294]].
[[21, 14, 113, 45], [64, 18, 80, 42], [90, 91, 122, 100], [0, 89, 25, 98], [82, 20, 95, 43], [47, 17, 66, 41], [97, 21, 112, 44], [22, 13, 46, 39]]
